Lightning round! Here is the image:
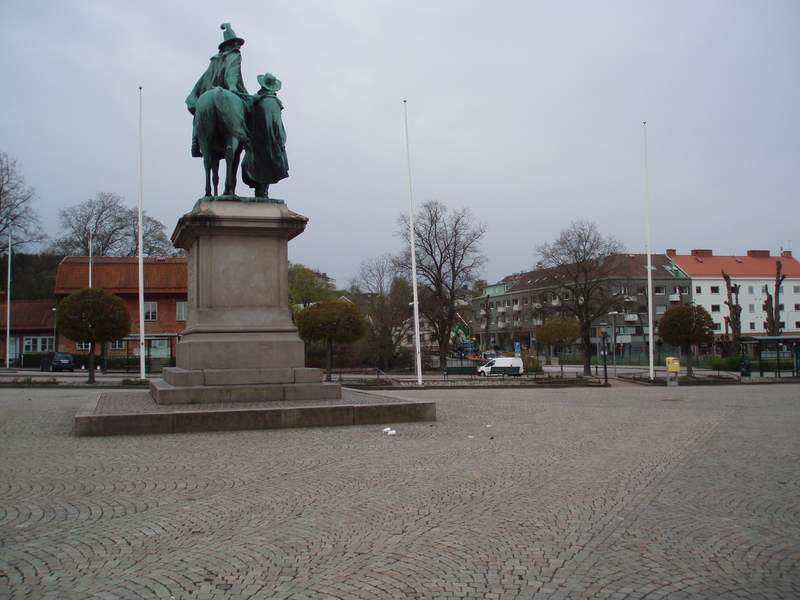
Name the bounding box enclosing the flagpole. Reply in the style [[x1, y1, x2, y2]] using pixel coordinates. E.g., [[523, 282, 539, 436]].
[[644, 122, 655, 381], [6, 229, 11, 369], [138, 87, 146, 381], [404, 100, 423, 386], [88, 229, 93, 287]]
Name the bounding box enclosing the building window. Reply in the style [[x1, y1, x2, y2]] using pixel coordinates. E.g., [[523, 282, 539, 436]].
[[176, 302, 187, 321], [749, 323, 756, 330], [654, 286, 666, 295], [762, 285, 769, 293], [76, 341, 90, 350], [795, 321, 800, 329], [748, 286, 755, 294], [749, 304, 755, 313], [712, 323, 721, 331], [23, 336, 54, 353], [779, 322, 786, 329], [144, 302, 158, 321], [711, 305, 721, 313], [562, 291, 571, 300], [695, 286, 702, 294], [110, 340, 125, 350], [674, 286, 689, 295], [795, 304, 800, 312], [794, 286, 800, 294], [778, 304, 785, 311], [655, 305, 666, 314], [710, 286, 720, 294]]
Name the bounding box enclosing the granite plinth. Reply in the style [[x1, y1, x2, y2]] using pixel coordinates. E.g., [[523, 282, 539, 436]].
[[149, 200, 337, 406]]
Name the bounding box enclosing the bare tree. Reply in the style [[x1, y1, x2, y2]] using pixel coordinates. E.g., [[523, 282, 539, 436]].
[[721, 270, 742, 356], [534, 220, 626, 375], [349, 254, 413, 371], [49, 192, 174, 257], [0, 151, 46, 253], [763, 261, 787, 336], [397, 200, 488, 368]]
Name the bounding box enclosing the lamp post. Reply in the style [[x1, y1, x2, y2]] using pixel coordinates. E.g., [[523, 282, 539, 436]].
[[599, 321, 610, 387], [52, 308, 57, 352], [608, 311, 620, 378]]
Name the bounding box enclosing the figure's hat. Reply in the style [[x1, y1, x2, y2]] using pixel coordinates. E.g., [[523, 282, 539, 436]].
[[257, 73, 282, 92], [219, 23, 245, 50]]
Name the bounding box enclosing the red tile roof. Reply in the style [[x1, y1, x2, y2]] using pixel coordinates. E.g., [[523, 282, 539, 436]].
[[503, 254, 687, 292], [54, 257, 188, 296], [0, 299, 57, 331], [673, 253, 800, 278]]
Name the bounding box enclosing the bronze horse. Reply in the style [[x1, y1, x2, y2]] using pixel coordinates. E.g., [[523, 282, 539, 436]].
[[193, 87, 250, 197]]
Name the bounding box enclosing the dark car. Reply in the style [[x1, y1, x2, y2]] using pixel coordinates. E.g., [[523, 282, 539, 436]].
[[40, 352, 75, 372]]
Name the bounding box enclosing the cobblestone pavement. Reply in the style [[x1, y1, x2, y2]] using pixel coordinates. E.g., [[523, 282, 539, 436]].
[[1, 384, 799, 599]]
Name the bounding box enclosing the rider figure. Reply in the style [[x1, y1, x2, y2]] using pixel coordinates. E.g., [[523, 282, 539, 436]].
[[186, 24, 249, 158]]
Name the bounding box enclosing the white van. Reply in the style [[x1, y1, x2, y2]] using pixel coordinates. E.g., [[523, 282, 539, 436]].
[[477, 356, 524, 377]]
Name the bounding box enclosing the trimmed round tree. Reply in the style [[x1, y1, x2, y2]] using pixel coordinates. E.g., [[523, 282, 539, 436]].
[[296, 301, 366, 381], [535, 317, 581, 375], [56, 287, 132, 383], [656, 304, 714, 377]]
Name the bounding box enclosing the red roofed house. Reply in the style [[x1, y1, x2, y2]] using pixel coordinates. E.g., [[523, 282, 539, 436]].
[[0, 295, 57, 365], [669, 249, 800, 339], [53, 256, 188, 367]]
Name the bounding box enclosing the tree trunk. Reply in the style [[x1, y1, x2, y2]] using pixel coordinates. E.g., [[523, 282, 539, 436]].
[[325, 338, 333, 382], [87, 342, 96, 384], [685, 345, 694, 377], [581, 328, 592, 376]]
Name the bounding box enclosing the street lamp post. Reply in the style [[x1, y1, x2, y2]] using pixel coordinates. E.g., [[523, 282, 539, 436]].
[[599, 321, 610, 387], [608, 311, 620, 378], [52, 308, 57, 353]]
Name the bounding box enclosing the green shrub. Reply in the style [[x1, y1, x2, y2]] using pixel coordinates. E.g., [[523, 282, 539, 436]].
[[710, 356, 742, 371]]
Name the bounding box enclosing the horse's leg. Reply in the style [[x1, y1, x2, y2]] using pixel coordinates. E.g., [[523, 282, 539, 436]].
[[212, 158, 220, 196], [223, 137, 243, 196], [203, 154, 213, 197]]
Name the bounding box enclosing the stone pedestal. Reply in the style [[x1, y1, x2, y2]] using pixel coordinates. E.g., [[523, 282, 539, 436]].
[[150, 200, 340, 405]]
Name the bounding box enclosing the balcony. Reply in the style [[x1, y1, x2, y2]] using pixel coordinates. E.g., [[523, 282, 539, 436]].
[[669, 293, 681, 302], [513, 304, 522, 312], [624, 314, 638, 322], [496, 306, 507, 313]]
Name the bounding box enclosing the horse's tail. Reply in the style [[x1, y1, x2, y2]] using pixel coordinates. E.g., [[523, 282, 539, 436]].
[[213, 88, 251, 148]]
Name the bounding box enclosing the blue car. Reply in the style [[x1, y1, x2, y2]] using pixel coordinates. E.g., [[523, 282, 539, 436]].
[[40, 352, 75, 372]]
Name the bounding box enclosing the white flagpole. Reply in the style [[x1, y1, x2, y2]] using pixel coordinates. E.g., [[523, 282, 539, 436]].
[[6, 229, 11, 369], [404, 100, 423, 386], [138, 87, 146, 380], [88, 229, 93, 287], [644, 122, 655, 381]]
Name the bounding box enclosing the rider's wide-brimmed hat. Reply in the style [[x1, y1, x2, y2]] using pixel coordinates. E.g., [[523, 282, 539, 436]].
[[218, 23, 245, 50], [257, 73, 282, 92]]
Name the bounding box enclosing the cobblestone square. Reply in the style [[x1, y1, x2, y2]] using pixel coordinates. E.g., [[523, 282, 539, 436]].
[[1, 384, 798, 599]]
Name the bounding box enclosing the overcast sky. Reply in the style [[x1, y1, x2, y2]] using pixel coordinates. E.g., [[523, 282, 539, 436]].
[[1, 1, 798, 286]]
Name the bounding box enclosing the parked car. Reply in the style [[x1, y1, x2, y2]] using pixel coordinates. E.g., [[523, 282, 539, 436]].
[[40, 352, 75, 372], [477, 356, 524, 377]]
